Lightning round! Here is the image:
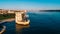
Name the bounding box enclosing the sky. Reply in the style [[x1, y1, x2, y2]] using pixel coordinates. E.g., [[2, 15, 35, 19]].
[[0, 0, 60, 10]]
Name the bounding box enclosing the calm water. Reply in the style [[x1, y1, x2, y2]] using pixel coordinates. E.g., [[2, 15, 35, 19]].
[[1, 11, 60, 34]]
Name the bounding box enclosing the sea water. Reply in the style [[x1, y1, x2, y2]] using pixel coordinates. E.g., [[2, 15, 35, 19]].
[[1, 11, 60, 34]]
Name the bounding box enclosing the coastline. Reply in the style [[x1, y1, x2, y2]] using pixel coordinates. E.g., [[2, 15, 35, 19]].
[[0, 18, 15, 24], [0, 25, 6, 34]]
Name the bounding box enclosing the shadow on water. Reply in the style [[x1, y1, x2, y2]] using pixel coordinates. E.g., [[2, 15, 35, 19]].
[[16, 24, 30, 34]]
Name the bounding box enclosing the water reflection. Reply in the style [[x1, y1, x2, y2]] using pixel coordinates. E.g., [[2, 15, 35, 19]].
[[16, 24, 30, 34]]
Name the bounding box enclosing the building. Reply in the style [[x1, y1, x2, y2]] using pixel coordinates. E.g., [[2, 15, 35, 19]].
[[0, 9, 8, 14], [8, 10, 15, 14]]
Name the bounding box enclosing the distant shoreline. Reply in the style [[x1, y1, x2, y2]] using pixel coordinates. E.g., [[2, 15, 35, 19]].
[[39, 10, 60, 12]]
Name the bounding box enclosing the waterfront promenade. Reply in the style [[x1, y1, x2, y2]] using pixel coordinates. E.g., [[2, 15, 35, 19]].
[[0, 18, 15, 24]]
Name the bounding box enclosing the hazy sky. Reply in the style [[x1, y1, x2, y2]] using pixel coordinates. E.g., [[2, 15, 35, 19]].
[[0, 0, 60, 10]]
